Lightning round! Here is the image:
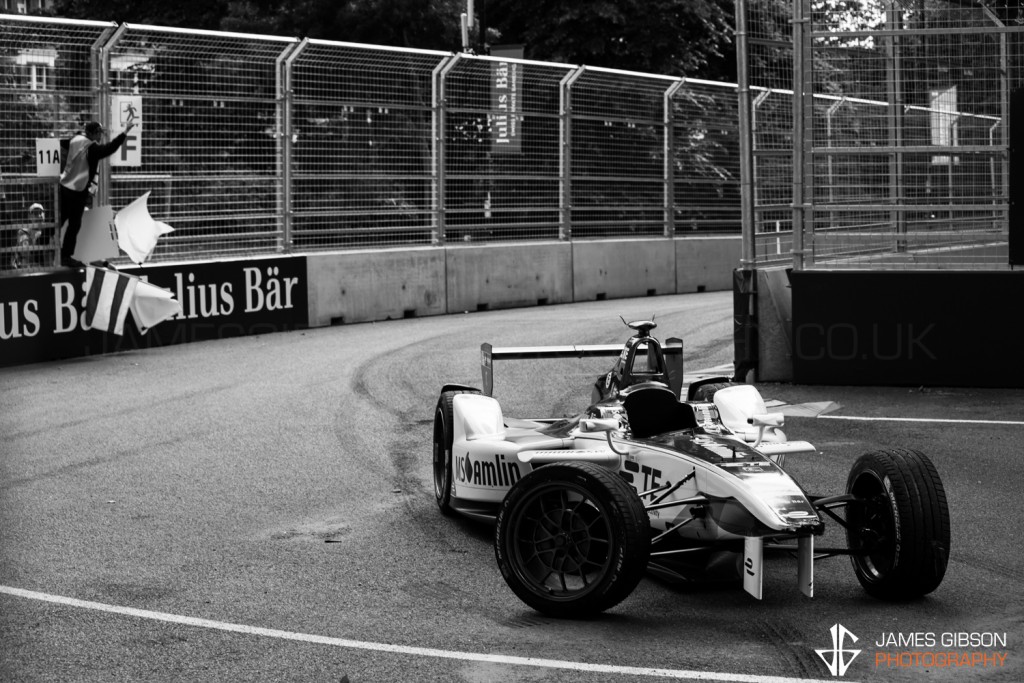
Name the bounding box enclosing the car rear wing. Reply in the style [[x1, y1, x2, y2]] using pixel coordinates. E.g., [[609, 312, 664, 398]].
[[481, 338, 685, 398]]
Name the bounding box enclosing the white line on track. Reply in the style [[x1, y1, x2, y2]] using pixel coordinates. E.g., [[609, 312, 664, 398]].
[[1, 585, 847, 683], [819, 415, 1024, 426]]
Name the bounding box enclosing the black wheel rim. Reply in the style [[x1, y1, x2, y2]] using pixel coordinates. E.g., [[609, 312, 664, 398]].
[[432, 407, 448, 502], [849, 471, 897, 581], [507, 483, 614, 601]]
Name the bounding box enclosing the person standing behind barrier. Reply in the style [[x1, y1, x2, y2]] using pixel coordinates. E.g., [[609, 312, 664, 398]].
[[59, 120, 135, 267], [11, 203, 48, 269]]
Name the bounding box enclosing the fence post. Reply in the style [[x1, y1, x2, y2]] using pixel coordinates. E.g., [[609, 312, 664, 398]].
[[791, 0, 810, 270], [980, 4, 1010, 238], [95, 23, 128, 209], [664, 79, 685, 238], [884, 0, 906, 252], [559, 67, 586, 241], [433, 54, 460, 246], [281, 39, 307, 254], [735, 0, 756, 270], [826, 96, 845, 230]]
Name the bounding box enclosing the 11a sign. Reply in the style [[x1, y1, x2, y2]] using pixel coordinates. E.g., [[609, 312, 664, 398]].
[[35, 138, 61, 177]]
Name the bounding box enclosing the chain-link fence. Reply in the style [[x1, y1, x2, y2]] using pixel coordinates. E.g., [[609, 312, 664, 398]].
[[105, 24, 299, 258], [442, 54, 570, 242], [1, 13, 743, 276], [738, 0, 1021, 270], [1, 15, 114, 271]]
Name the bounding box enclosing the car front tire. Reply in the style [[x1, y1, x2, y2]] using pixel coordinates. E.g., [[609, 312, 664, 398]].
[[845, 448, 950, 600], [495, 461, 650, 618]]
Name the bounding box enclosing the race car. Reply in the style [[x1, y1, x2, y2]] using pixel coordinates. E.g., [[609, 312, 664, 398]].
[[432, 321, 950, 617]]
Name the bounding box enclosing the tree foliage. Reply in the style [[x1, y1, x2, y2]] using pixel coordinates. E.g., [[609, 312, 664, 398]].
[[51, 0, 736, 80], [55, 0, 231, 30], [487, 0, 735, 79], [217, 0, 466, 50]]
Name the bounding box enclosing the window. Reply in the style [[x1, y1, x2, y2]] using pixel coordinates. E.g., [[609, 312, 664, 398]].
[[12, 49, 56, 91]]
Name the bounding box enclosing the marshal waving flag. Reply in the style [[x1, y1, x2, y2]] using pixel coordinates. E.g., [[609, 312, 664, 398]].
[[83, 266, 138, 335]]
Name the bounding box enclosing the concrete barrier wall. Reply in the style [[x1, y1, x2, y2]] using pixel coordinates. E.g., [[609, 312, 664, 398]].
[[571, 239, 677, 300], [307, 236, 739, 327], [446, 242, 573, 312], [306, 248, 447, 326], [676, 236, 742, 293]]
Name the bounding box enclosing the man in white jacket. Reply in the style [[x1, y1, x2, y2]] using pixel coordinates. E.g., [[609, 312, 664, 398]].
[[59, 119, 135, 267]]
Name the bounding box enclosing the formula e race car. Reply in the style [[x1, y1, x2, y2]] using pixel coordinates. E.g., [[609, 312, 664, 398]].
[[431, 320, 950, 617]]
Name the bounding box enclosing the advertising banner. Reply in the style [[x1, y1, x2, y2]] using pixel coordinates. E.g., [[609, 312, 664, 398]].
[[490, 50, 522, 154], [0, 256, 308, 368]]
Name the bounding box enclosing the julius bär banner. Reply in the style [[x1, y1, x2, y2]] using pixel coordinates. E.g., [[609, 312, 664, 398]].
[[0, 256, 308, 367], [491, 49, 522, 154]]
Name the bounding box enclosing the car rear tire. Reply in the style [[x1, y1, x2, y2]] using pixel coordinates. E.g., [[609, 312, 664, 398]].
[[433, 389, 478, 515], [845, 448, 950, 600], [495, 462, 650, 618]]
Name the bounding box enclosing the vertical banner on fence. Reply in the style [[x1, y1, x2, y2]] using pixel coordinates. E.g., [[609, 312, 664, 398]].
[[110, 95, 142, 166], [491, 45, 523, 154]]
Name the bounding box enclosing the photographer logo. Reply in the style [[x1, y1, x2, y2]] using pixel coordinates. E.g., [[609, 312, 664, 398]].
[[816, 623, 861, 677]]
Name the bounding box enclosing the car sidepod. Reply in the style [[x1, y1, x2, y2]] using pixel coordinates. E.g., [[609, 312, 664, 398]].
[[623, 432, 824, 538], [447, 393, 614, 508]]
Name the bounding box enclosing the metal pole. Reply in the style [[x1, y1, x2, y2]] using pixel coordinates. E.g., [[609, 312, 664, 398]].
[[559, 66, 586, 241], [791, 0, 808, 270], [280, 39, 306, 253], [949, 116, 961, 223], [434, 54, 461, 245], [980, 6, 1009, 236], [998, 30, 1009, 236], [990, 120, 1000, 219], [884, 0, 906, 253], [751, 89, 771, 259], [736, 0, 756, 270], [826, 97, 844, 232], [664, 79, 685, 238], [733, 0, 758, 384], [95, 23, 126, 208]]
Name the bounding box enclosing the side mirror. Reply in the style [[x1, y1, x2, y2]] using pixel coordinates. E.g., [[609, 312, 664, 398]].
[[750, 413, 786, 448], [580, 418, 629, 455], [750, 413, 784, 428], [580, 418, 619, 434]]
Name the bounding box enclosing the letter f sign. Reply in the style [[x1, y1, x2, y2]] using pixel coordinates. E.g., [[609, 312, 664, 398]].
[[120, 134, 138, 162]]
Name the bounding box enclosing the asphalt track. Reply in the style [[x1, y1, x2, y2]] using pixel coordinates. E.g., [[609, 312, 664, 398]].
[[1, 291, 1022, 682]]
